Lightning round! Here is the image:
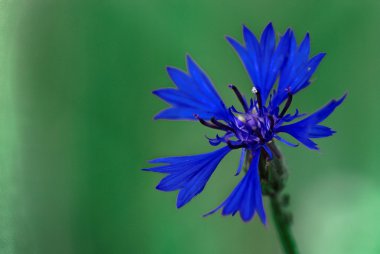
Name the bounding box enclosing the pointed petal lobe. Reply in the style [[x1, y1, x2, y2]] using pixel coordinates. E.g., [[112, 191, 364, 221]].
[[276, 94, 346, 150], [204, 150, 266, 223], [143, 146, 231, 208], [153, 56, 228, 120]]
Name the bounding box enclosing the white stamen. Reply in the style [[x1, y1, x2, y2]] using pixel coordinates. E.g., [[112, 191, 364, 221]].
[[237, 115, 246, 122], [251, 86, 258, 94]]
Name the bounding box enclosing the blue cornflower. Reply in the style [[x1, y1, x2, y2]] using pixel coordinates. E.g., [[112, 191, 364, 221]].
[[143, 23, 346, 223]]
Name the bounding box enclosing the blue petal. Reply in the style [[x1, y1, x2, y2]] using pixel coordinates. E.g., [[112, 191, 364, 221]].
[[228, 24, 293, 104], [295, 33, 310, 68], [291, 53, 326, 93], [243, 25, 261, 56], [265, 29, 293, 95], [226, 35, 259, 86], [276, 94, 346, 150], [153, 88, 209, 109], [143, 146, 231, 208], [204, 150, 266, 223], [260, 23, 276, 94], [274, 135, 299, 147], [153, 55, 228, 120], [235, 148, 246, 176], [272, 32, 326, 108], [274, 109, 306, 127]]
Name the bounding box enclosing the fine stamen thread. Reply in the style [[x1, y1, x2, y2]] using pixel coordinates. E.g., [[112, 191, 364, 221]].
[[226, 140, 246, 149], [279, 91, 293, 118], [211, 117, 234, 132], [228, 84, 249, 112], [252, 87, 263, 114], [194, 114, 223, 130]]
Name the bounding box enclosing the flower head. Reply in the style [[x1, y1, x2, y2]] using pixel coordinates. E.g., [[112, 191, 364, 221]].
[[143, 23, 346, 223]]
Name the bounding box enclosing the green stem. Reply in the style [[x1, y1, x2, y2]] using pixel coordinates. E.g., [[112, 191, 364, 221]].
[[270, 193, 299, 254], [261, 142, 299, 254]]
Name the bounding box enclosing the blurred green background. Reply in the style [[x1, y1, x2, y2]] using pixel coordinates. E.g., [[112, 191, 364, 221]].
[[0, 0, 379, 253]]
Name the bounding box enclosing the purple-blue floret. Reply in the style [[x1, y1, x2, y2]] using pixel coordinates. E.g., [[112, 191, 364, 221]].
[[145, 23, 346, 223]]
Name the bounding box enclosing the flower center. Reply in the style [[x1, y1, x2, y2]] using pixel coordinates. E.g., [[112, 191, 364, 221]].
[[195, 85, 293, 150], [230, 109, 276, 147]]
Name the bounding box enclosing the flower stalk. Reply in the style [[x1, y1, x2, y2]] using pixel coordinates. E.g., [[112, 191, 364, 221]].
[[270, 193, 298, 254], [260, 142, 299, 254]]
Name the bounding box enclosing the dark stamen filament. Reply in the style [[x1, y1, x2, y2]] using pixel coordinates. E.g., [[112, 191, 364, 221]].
[[194, 114, 224, 131], [279, 92, 293, 118], [255, 129, 265, 143], [268, 115, 275, 129], [226, 140, 246, 149], [228, 84, 249, 112], [252, 88, 263, 109], [211, 117, 234, 132]]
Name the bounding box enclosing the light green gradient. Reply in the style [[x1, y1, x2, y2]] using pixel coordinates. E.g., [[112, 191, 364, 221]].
[[0, 0, 379, 253]]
